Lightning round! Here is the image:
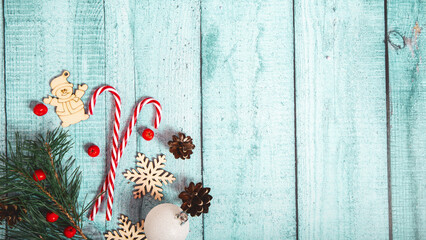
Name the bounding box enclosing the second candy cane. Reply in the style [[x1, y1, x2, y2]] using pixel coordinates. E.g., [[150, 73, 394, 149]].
[[104, 97, 162, 221]]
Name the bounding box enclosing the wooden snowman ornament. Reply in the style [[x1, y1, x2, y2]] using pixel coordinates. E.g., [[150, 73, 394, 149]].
[[43, 70, 89, 127]]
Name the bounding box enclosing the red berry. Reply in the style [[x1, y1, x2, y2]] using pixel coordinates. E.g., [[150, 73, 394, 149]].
[[142, 128, 154, 141], [63, 226, 76, 238], [87, 145, 100, 157], [33, 103, 48, 116], [46, 212, 59, 222], [32, 169, 46, 181]]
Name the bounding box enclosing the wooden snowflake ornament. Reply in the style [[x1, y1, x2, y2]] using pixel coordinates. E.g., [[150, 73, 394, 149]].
[[123, 153, 175, 201], [104, 215, 146, 240]]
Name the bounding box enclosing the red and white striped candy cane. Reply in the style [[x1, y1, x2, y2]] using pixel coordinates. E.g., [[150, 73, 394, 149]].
[[89, 93, 162, 220], [103, 97, 162, 220], [117, 97, 162, 158], [87, 86, 121, 221]]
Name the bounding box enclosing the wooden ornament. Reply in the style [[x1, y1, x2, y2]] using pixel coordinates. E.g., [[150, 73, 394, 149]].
[[43, 70, 89, 127], [123, 153, 175, 201], [104, 214, 146, 240]]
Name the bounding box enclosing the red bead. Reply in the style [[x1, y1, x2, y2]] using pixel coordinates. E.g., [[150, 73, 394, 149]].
[[142, 128, 154, 141], [87, 145, 100, 157], [46, 212, 59, 222], [33, 103, 48, 116], [63, 226, 76, 238], [32, 169, 46, 181]]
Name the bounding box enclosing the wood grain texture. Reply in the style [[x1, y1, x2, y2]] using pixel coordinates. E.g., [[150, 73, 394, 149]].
[[5, 0, 57, 135], [295, 0, 389, 239], [55, 0, 107, 235], [387, 1, 426, 239], [1, 1, 425, 239], [132, 1, 203, 239], [201, 0, 296, 239], [0, 0, 4, 237], [103, 0, 138, 232], [4, 0, 107, 236]]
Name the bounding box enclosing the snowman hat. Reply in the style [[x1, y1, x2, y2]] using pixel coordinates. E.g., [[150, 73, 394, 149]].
[[51, 71, 73, 95]]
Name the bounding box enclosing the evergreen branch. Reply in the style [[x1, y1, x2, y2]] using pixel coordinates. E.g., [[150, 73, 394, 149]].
[[45, 143, 61, 188], [44, 142, 79, 220], [0, 129, 94, 239], [14, 170, 88, 240]]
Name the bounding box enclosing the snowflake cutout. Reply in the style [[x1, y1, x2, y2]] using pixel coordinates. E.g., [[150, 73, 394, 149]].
[[123, 153, 176, 201], [104, 214, 146, 240]]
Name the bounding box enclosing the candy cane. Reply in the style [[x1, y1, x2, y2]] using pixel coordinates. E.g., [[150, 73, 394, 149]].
[[87, 86, 121, 221], [88, 90, 162, 220], [104, 97, 162, 220]]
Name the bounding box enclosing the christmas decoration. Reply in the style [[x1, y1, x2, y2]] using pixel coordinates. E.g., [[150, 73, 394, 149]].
[[46, 212, 59, 222], [0, 129, 94, 239], [123, 153, 175, 201], [179, 182, 212, 217], [144, 203, 189, 240], [168, 132, 195, 160], [88, 87, 162, 221], [104, 214, 146, 240], [32, 169, 47, 181], [64, 226, 77, 238], [88, 144, 100, 157], [142, 128, 154, 141], [0, 202, 26, 227], [33, 103, 48, 116], [43, 70, 89, 127], [87, 86, 122, 221]]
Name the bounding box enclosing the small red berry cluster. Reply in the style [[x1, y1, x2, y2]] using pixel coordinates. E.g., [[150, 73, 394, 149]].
[[32, 169, 77, 238]]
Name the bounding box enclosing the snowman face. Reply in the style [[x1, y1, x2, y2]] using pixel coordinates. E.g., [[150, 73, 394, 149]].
[[55, 85, 73, 98]]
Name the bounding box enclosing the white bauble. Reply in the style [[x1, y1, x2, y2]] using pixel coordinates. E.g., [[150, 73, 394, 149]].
[[144, 203, 189, 240]]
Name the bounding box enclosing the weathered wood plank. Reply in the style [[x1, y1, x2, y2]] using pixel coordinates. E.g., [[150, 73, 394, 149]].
[[132, 1, 202, 239], [387, 1, 426, 239], [103, 0, 138, 232], [295, 0, 389, 239], [201, 0, 296, 239], [4, 0, 107, 236], [70, 0, 107, 233], [0, 0, 5, 238], [66, 1, 107, 235], [5, 0, 56, 134]]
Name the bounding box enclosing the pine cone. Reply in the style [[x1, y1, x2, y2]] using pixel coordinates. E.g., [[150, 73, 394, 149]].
[[168, 132, 195, 160], [0, 203, 26, 227], [179, 182, 212, 217]]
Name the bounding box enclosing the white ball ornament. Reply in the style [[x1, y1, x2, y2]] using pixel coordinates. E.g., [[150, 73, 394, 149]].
[[144, 203, 189, 240]]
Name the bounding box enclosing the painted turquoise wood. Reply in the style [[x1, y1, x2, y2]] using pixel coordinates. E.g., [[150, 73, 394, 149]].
[[295, 0, 389, 239], [132, 2, 203, 239], [1, 1, 426, 239], [201, 0, 296, 239], [4, 0, 108, 237], [64, 1, 107, 235], [387, 1, 426, 239], [0, 0, 4, 238], [103, 0, 138, 233]]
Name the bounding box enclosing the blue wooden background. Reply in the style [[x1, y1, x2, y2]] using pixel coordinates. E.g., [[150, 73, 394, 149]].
[[0, 0, 425, 239]]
